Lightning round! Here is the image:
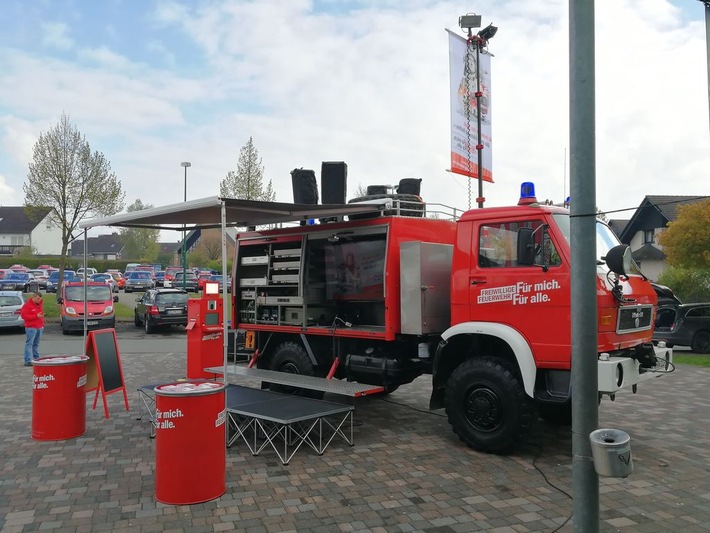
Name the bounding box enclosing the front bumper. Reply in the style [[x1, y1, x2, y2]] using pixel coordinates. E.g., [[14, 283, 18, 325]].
[[62, 316, 116, 331], [598, 344, 673, 393]]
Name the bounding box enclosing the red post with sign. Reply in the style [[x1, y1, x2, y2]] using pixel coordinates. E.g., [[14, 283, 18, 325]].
[[154, 381, 226, 504], [186, 282, 224, 378], [32, 355, 89, 441]]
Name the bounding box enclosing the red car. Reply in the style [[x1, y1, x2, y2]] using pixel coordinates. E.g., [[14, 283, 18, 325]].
[[196, 273, 213, 291]]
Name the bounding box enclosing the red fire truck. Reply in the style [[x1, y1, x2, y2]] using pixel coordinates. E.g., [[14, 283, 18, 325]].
[[231, 185, 673, 453]]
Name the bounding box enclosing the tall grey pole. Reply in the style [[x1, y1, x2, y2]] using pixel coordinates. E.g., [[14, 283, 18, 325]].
[[180, 162, 191, 292], [702, 1, 710, 132], [475, 37, 484, 208], [570, 0, 599, 531]]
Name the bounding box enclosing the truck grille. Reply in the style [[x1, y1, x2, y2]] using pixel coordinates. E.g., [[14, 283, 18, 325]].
[[617, 305, 653, 333]]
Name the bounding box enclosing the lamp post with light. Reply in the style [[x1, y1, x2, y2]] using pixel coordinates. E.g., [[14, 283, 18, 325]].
[[458, 14, 497, 209], [180, 162, 191, 292]]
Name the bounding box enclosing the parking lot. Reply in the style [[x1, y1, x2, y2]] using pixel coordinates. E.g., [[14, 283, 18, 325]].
[[1, 322, 710, 532]]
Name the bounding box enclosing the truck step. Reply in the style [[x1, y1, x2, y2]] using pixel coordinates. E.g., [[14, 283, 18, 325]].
[[205, 364, 385, 397]]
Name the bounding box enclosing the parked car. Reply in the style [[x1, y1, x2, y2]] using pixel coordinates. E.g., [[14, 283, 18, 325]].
[[654, 303, 710, 353], [651, 282, 682, 307], [57, 282, 118, 334], [9, 264, 28, 273], [163, 267, 183, 286], [27, 269, 50, 289], [90, 273, 118, 293], [154, 271, 166, 287], [76, 267, 98, 277], [0, 272, 39, 293], [0, 269, 10, 280], [0, 290, 25, 330], [208, 274, 232, 293], [134, 288, 189, 333], [169, 271, 198, 292], [196, 273, 213, 291], [107, 270, 126, 290], [45, 270, 77, 293], [124, 270, 155, 293]]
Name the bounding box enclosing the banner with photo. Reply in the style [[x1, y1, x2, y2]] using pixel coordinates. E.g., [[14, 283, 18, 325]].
[[447, 29, 493, 183]]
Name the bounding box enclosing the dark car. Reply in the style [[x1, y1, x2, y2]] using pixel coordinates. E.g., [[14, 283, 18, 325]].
[[651, 282, 682, 307], [154, 271, 166, 287], [171, 271, 198, 292], [45, 270, 77, 293], [134, 288, 189, 333], [654, 303, 710, 353], [0, 272, 39, 293], [208, 274, 232, 293], [124, 271, 155, 293]]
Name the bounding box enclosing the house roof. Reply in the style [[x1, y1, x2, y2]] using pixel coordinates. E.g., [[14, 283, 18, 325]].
[[607, 219, 629, 239], [631, 243, 666, 261], [0, 206, 52, 234], [618, 195, 707, 244], [71, 233, 124, 256]]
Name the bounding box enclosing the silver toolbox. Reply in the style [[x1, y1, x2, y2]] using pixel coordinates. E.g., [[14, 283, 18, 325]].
[[271, 274, 299, 283], [273, 248, 301, 257], [239, 277, 268, 286], [241, 255, 269, 265], [282, 307, 305, 324], [271, 260, 300, 270], [262, 296, 303, 305]]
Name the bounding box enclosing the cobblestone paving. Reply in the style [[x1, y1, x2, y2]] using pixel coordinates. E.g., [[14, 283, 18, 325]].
[[1, 350, 709, 532]]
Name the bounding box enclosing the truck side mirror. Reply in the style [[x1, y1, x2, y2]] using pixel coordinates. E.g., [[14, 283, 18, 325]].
[[517, 228, 536, 266]]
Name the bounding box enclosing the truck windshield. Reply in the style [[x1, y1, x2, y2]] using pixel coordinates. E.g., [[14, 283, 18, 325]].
[[551, 213, 622, 261]]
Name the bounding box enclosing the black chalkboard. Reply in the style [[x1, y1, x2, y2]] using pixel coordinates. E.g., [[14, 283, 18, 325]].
[[93, 330, 123, 393]]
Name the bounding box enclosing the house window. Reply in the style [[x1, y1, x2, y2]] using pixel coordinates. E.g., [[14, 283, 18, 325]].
[[643, 230, 654, 244]]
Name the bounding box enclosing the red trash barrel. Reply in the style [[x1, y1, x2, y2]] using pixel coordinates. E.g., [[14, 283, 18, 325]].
[[154, 381, 226, 505], [32, 355, 89, 441]]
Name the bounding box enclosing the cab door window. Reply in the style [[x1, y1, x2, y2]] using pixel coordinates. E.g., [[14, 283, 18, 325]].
[[478, 220, 560, 268]]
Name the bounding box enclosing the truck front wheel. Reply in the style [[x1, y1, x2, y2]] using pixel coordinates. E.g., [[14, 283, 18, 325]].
[[445, 357, 536, 454], [268, 341, 322, 398]]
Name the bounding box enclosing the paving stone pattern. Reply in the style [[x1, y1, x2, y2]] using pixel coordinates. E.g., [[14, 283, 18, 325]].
[[1, 351, 709, 532]]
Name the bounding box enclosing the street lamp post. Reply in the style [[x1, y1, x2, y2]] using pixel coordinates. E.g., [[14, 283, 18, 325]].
[[181, 162, 191, 292], [700, 1, 710, 132]]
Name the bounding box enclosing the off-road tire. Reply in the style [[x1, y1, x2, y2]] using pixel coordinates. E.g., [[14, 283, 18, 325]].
[[691, 330, 710, 354], [267, 341, 323, 398], [445, 357, 536, 454]]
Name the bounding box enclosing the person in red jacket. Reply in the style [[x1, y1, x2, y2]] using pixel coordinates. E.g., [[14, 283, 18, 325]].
[[21, 292, 44, 366]]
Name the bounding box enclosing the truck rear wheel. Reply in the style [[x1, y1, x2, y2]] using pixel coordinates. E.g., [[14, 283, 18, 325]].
[[268, 342, 323, 398], [445, 357, 536, 454]]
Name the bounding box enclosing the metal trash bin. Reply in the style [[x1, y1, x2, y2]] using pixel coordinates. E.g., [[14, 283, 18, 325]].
[[589, 428, 633, 478], [32, 355, 89, 441], [154, 381, 226, 504]]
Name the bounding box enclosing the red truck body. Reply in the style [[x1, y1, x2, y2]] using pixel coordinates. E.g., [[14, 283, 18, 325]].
[[231, 195, 672, 453]]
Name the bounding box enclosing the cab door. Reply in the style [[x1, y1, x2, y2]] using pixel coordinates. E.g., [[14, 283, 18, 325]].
[[471, 218, 571, 366]]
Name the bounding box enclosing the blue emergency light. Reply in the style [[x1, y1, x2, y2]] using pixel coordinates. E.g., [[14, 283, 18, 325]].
[[518, 182, 539, 206]]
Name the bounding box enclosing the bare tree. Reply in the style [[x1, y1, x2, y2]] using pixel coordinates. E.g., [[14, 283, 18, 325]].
[[24, 112, 125, 285], [220, 137, 276, 201]]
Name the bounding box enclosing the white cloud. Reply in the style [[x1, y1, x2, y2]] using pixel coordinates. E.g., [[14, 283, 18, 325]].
[[41, 21, 74, 50], [0, 0, 707, 218]]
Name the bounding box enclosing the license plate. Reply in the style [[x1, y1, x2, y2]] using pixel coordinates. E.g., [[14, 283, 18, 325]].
[[0, 313, 11, 317], [167, 310, 181, 315], [87, 321, 99, 326]]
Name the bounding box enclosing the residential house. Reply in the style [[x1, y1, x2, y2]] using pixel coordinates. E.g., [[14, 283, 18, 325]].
[[70, 232, 124, 260], [0, 206, 63, 255], [617, 195, 706, 281]]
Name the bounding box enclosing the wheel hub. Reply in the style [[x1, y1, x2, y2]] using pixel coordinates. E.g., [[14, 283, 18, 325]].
[[465, 387, 502, 431]]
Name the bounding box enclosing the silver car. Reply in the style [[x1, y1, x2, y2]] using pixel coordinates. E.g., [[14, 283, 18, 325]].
[[124, 271, 155, 293], [0, 291, 25, 330]]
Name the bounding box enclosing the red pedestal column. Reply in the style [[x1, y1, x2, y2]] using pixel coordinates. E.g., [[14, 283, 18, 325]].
[[154, 381, 226, 505], [32, 355, 89, 441]]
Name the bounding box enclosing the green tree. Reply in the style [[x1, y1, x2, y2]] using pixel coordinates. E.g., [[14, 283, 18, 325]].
[[24, 112, 125, 285], [219, 137, 276, 201], [658, 199, 710, 268], [119, 199, 160, 260]]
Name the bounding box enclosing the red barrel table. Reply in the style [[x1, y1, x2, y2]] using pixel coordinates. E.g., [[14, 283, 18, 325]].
[[32, 355, 89, 441], [154, 381, 226, 505]]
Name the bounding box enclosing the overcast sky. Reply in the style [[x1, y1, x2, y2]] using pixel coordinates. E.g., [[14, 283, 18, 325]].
[[0, 0, 707, 229]]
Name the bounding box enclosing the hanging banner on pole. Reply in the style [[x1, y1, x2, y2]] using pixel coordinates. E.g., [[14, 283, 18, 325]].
[[447, 29, 493, 183]]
